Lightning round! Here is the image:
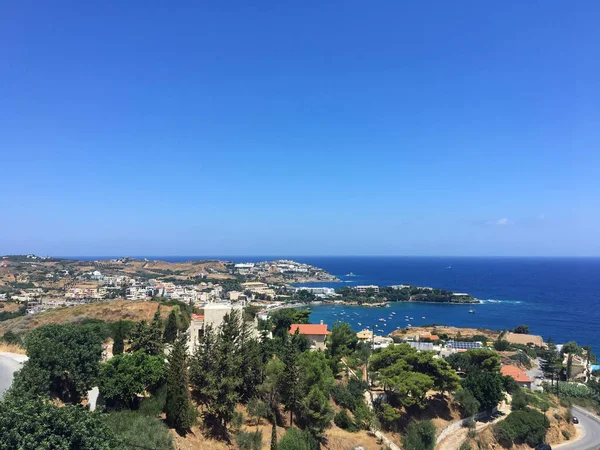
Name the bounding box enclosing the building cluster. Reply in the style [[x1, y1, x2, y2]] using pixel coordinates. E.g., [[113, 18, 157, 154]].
[[232, 260, 336, 281]]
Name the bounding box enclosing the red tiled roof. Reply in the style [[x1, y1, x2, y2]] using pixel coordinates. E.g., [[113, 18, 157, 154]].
[[501, 364, 532, 383], [192, 314, 205, 321], [289, 324, 329, 336]]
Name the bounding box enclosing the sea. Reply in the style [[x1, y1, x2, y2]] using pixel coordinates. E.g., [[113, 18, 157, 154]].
[[74, 256, 600, 351]]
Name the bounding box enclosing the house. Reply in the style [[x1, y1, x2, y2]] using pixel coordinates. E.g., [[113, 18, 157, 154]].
[[188, 303, 259, 354], [501, 364, 532, 389], [357, 329, 373, 341], [355, 285, 379, 294], [289, 323, 329, 350]]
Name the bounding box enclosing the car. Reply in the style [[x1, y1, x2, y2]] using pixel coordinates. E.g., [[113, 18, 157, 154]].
[[572, 416, 579, 424]]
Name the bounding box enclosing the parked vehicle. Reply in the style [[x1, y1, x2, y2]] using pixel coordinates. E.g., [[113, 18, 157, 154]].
[[572, 416, 579, 424]]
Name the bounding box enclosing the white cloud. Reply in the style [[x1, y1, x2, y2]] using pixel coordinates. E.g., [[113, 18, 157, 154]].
[[487, 217, 514, 226]]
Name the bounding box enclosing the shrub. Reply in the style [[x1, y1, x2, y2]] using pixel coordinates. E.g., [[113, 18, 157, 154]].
[[138, 384, 167, 417], [502, 375, 520, 394], [495, 408, 548, 447], [454, 388, 480, 418], [334, 410, 356, 432], [278, 427, 318, 450], [352, 402, 374, 430], [467, 429, 477, 439], [235, 430, 262, 450], [462, 418, 476, 429], [105, 410, 174, 450], [459, 443, 472, 450], [553, 412, 561, 421], [493, 340, 511, 351], [511, 389, 528, 411], [402, 420, 436, 450], [562, 430, 570, 440]]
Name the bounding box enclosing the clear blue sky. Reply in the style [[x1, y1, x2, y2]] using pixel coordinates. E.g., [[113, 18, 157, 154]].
[[1, 1, 599, 256]]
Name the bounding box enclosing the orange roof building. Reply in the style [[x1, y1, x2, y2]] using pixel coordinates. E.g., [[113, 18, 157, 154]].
[[501, 364, 532, 388], [289, 323, 329, 350]]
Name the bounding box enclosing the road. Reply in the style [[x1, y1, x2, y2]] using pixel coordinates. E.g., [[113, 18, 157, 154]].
[[0, 352, 27, 399], [556, 406, 600, 450], [526, 357, 544, 392]]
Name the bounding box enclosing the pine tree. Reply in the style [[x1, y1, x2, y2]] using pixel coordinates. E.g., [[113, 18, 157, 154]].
[[112, 321, 125, 355], [566, 354, 573, 381], [165, 334, 195, 434], [190, 325, 218, 404], [270, 413, 278, 450], [163, 310, 178, 344], [541, 338, 561, 387], [280, 336, 301, 426], [297, 387, 334, 440]]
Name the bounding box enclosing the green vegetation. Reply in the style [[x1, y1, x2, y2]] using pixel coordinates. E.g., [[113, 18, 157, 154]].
[[9, 323, 103, 402], [0, 304, 27, 321], [333, 409, 356, 431], [105, 410, 174, 450], [335, 285, 478, 304], [512, 324, 530, 334], [98, 351, 165, 409], [494, 408, 548, 447], [278, 427, 318, 450], [402, 420, 436, 450], [0, 397, 122, 450], [165, 334, 196, 434]]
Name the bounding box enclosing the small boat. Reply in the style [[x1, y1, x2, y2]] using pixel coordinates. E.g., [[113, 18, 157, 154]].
[[391, 312, 396, 315], [358, 322, 361, 326], [405, 318, 409, 321], [422, 316, 426, 319], [469, 308, 475, 314], [379, 318, 386, 322], [346, 272, 356, 277], [410, 317, 414, 320], [407, 324, 412, 327]]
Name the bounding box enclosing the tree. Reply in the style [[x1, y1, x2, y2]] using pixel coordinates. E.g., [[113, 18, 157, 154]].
[[259, 357, 285, 414], [247, 398, 270, 430], [493, 339, 511, 351], [165, 334, 195, 434], [112, 321, 126, 356], [512, 325, 530, 334], [129, 317, 164, 356], [566, 353, 573, 381], [540, 339, 562, 387], [461, 370, 505, 412], [298, 350, 335, 397], [278, 427, 317, 450], [0, 397, 123, 450], [98, 351, 165, 409], [453, 388, 480, 418], [327, 321, 358, 373], [271, 413, 278, 450], [9, 323, 102, 402], [334, 409, 356, 431], [562, 341, 583, 356], [104, 410, 174, 450], [402, 420, 436, 450], [511, 388, 528, 411], [494, 408, 548, 447], [163, 310, 179, 344], [280, 336, 302, 425], [297, 387, 334, 440]]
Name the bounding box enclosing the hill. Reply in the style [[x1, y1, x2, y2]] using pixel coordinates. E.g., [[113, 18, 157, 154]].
[[0, 300, 172, 336]]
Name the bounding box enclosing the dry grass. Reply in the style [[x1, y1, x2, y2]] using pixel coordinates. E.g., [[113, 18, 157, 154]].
[[0, 342, 26, 354], [0, 301, 173, 335], [392, 325, 501, 341], [0, 302, 22, 313]]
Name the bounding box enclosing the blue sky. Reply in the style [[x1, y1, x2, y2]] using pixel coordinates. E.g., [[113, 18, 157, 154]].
[[1, 1, 599, 256]]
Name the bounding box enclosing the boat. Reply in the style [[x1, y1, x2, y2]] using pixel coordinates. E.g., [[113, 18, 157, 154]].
[[346, 272, 356, 277], [379, 318, 386, 322], [410, 317, 414, 320], [391, 312, 396, 315], [422, 316, 426, 319], [469, 308, 475, 314], [358, 322, 361, 326]]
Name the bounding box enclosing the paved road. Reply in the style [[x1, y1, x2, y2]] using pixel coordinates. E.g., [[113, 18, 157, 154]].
[[526, 357, 544, 392], [0, 353, 26, 399], [557, 406, 600, 450]]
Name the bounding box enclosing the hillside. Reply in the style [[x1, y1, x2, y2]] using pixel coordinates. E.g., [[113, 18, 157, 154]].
[[0, 300, 172, 335]]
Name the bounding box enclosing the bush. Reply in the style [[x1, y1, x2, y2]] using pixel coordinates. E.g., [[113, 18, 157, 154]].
[[105, 410, 174, 450], [562, 430, 570, 440], [467, 429, 477, 439], [459, 443, 472, 450], [235, 430, 262, 450], [138, 384, 167, 417], [493, 340, 511, 351], [331, 377, 367, 411], [454, 389, 480, 418], [334, 410, 357, 432], [352, 402, 374, 430], [511, 389, 528, 411], [463, 418, 476, 429], [278, 427, 318, 450], [502, 375, 520, 394], [553, 412, 561, 421], [494, 408, 548, 447], [402, 420, 436, 450]]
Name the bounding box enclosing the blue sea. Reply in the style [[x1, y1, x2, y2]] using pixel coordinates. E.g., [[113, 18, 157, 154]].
[[74, 256, 600, 350]]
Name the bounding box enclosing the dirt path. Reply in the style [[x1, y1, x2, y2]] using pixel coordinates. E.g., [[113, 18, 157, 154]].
[[436, 400, 511, 450]]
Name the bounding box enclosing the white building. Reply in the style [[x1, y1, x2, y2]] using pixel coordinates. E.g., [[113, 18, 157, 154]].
[[355, 285, 380, 294]]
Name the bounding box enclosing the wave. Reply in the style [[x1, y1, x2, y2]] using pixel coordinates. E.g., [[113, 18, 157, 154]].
[[479, 299, 523, 305]]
